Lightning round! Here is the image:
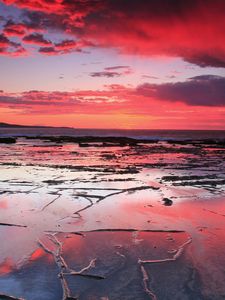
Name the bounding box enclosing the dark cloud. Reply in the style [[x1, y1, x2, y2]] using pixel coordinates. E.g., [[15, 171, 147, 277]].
[[38, 39, 89, 55], [81, 0, 225, 68], [137, 75, 225, 106], [1, 75, 224, 110], [55, 39, 78, 50], [0, 0, 224, 66], [184, 54, 225, 68], [104, 66, 130, 71], [38, 46, 57, 55], [0, 95, 20, 103], [0, 33, 27, 56], [188, 75, 222, 80], [3, 17, 43, 33], [142, 75, 159, 80], [23, 33, 52, 46], [0, 35, 8, 47], [3, 21, 27, 36], [90, 66, 132, 78], [90, 71, 121, 78], [166, 75, 177, 79]]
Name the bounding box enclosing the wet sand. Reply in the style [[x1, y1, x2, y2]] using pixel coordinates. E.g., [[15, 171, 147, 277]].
[[0, 137, 225, 300]]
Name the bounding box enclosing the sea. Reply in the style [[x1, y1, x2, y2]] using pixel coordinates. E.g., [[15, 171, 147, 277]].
[[0, 127, 225, 141]]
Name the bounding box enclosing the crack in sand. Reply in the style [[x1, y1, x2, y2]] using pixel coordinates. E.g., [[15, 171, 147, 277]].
[[0, 222, 27, 228], [38, 237, 71, 300], [40, 194, 62, 211], [37, 230, 192, 300], [139, 236, 192, 264], [140, 265, 158, 300], [56, 185, 160, 222], [139, 236, 192, 299]]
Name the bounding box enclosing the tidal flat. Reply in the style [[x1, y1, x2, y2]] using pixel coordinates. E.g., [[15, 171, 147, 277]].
[[0, 136, 225, 300]]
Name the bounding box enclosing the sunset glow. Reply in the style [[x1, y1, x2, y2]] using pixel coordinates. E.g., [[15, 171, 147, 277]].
[[0, 0, 225, 129]]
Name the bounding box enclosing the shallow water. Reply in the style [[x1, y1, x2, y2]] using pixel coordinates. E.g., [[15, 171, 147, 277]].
[[0, 137, 225, 299]]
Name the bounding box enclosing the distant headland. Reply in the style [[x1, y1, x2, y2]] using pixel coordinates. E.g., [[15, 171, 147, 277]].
[[0, 122, 71, 129]]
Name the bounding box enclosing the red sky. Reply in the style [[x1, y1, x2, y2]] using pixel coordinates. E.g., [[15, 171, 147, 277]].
[[0, 0, 225, 129]]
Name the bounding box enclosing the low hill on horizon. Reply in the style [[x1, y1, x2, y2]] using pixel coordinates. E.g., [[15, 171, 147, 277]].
[[0, 122, 71, 129]]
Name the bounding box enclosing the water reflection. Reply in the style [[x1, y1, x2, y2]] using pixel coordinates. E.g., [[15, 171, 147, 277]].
[[0, 138, 224, 299]]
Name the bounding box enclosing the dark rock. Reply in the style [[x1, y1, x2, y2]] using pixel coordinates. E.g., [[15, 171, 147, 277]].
[[0, 137, 16, 144], [162, 198, 173, 206]]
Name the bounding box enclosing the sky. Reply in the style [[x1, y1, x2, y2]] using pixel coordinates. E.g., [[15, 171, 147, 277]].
[[0, 0, 225, 129]]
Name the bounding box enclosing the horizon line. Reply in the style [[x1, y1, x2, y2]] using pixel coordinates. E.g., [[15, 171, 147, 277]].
[[1, 122, 225, 132]]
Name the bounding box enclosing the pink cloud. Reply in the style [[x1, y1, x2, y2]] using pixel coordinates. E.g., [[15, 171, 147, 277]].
[[0, 0, 224, 67]]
